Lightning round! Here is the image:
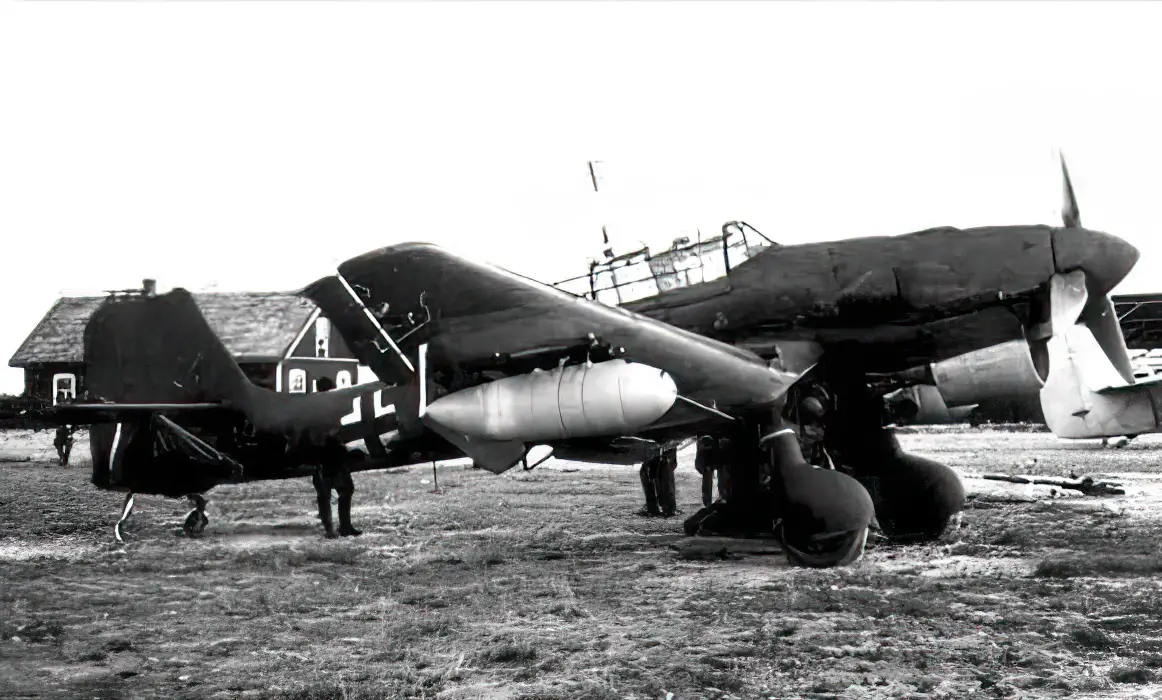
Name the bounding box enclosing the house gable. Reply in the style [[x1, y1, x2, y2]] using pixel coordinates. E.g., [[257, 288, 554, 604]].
[[9, 290, 319, 368], [287, 311, 357, 361]]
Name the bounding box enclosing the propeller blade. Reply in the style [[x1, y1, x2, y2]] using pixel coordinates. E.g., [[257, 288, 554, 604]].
[[1060, 151, 1082, 229], [1049, 270, 1088, 331], [1080, 279, 1137, 385], [1047, 270, 1137, 386]]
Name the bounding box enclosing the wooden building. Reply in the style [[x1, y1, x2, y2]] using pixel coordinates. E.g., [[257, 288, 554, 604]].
[[8, 287, 362, 403]]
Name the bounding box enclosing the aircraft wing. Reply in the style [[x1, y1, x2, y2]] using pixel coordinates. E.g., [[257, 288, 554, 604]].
[[303, 242, 823, 413]]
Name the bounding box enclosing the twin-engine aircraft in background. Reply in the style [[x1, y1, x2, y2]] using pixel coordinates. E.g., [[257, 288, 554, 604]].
[[26, 160, 1140, 568]]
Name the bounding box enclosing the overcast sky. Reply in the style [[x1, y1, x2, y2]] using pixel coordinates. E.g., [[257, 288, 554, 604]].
[[2, 1, 1161, 395]]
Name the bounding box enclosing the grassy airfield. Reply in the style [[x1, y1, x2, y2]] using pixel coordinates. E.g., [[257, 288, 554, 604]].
[[3, 428, 1162, 699]]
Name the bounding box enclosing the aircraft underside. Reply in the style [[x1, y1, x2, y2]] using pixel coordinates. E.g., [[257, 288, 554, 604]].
[[660, 360, 965, 567]]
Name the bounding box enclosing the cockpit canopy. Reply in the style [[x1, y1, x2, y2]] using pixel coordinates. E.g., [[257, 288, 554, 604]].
[[553, 221, 774, 306]]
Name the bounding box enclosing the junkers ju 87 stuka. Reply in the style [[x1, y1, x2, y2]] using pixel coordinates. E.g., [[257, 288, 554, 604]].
[[30, 159, 1140, 567]]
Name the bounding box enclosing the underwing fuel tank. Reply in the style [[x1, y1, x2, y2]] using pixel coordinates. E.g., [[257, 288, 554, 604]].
[[423, 360, 678, 442]]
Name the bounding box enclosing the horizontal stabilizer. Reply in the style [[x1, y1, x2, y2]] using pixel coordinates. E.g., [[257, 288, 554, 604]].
[[63, 402, 222, 412], [29, 402, 224, 426]]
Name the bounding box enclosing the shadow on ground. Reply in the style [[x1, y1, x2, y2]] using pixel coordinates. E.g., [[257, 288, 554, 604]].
[[3, 429, 1162, 699]]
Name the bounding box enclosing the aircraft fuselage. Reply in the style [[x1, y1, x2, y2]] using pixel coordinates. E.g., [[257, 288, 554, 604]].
[[621, 224, 1137, 372]]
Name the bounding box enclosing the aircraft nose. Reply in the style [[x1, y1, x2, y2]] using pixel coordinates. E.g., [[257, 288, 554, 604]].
[[1052, 228, 1139, 293]]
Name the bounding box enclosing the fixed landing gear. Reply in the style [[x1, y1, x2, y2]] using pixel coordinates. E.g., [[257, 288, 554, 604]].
[[684, 370, 966, 568], [780, 525, 869, 568], [113, 492, 213, 543], [114, 492, 135, 544], [821, 370, 965, 543], [182, 494, 209, 535], [685, 415, 875, 568], [852, 448, 965, 543], [313, 466, 362, 538]]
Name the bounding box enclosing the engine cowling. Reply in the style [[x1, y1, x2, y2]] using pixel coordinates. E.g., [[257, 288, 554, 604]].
[[929, 338, 1046, 406]]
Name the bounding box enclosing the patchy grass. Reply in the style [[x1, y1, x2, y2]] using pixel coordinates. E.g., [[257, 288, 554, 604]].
[[1035, 553, 1162, 578], [3, 428, 1162, 698], [1110, 665, 1154, 684]]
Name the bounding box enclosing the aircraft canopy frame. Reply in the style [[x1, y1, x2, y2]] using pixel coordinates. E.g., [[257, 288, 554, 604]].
[[553, 221, 774, 306]]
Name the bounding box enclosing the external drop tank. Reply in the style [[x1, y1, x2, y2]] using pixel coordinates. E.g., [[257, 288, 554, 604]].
[[423, 359, 678, 442]]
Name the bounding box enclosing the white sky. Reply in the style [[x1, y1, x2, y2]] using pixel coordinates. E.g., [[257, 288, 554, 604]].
[[3, 1, 1162, 395]]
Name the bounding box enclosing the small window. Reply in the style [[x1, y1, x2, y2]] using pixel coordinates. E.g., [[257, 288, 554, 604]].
[[315, 317, 330, 358], [336, 370, 352, 389], [52, 373, 76, 405], [288, 369, 307, 394]]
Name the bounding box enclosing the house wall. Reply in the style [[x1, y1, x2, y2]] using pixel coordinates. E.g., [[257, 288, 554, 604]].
[[279, 313, 360, 393], [279, 360, 359, 394], [23, 363, 86, 401], [22, 362, 281, 400]]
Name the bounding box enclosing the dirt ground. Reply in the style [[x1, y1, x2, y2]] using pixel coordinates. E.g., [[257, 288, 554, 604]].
[[4, 428, 1162, 699]]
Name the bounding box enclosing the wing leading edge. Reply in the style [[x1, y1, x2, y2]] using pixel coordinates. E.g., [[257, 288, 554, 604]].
[[305, 242, 823, 413]]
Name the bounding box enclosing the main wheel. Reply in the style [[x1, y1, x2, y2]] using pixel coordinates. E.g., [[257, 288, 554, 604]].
[[182, 509, 208, 535], [858, 453, 965, 543], [780, 525, 869, 568]]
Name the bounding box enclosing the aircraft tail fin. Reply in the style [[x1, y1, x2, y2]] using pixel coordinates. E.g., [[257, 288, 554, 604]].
[[83, 289, 259, 410]]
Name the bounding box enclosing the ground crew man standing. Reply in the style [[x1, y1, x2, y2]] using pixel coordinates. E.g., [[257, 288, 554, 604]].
[[695, 436, 718, 507], [54, 425, 74, 467], [639, 445, 679, 517]]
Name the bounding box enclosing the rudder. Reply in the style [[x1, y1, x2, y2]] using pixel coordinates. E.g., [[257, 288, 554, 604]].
[[83, 289, 253, 407]]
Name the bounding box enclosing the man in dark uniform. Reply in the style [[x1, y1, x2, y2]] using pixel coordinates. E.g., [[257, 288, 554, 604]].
[[639, 452, 662, 516], [694, 436, 718, 507], [309, 376, 362, 538], [798, 395, 830, 468], [313, 464, 360, 538], [638, 445, 679, 517], [655, 446, 678, 516], [53, 425, 74, 467]]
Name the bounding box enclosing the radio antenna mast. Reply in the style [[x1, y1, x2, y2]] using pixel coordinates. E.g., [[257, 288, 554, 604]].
[[588, 160, 614, 259]]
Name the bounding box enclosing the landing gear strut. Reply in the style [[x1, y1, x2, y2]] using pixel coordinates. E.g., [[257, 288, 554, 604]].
[[182, 494, 209, 535], [684, 411, 875, 568], [114, 492, 135, 544], [684, 367, 965, 567], [822, 368, 965, 543]]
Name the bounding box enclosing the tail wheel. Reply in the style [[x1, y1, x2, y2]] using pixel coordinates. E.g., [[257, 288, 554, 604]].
[[182, 508, 209, 535], [779, 525, 869, 568]]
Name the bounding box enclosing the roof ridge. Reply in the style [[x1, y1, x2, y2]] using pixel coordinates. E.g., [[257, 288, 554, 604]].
[[7, 298, 70, 368], [10, 291, 317, 367]]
